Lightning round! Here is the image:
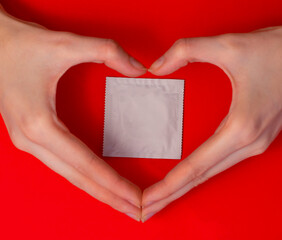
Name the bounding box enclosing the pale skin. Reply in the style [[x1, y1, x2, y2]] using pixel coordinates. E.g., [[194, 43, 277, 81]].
[[0, 5, 281, 223], [0, 5, 146, 221], [142, 27, 282, 221]]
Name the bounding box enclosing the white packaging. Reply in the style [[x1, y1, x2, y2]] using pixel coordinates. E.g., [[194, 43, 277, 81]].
[[103, 77, 185, 159]]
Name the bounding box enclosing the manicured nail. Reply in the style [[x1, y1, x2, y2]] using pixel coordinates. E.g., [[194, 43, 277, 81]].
[[125, 213, 140, 222], [149, 56, 164, 71], [141, 212, 156, 223], [129, 57, 147, 70]]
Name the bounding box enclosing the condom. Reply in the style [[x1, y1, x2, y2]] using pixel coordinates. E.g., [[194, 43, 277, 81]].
[[102, 77, 185, 159]]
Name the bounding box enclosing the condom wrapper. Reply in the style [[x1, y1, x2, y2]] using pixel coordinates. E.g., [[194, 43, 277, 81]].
[[103, 77, 185, 159]]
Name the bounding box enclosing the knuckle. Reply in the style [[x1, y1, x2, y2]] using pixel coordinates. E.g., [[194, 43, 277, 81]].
[[172, 38, 189, 58], [239, 126, 259, 146], [161, 176, 172, 191], [166, 161, 204, 186], [188, 165, 204, 182], [162, 162, 207, 192], [48, 31, 77, 58], [215, 33, 247, 60], [225, 117, 261, 148], [20, 113, 55, 144], [9, 130, 27, 151], [104, 39, 121, 60], [12, 137, 26, 151], [217, 33, 245, 51], [118, 201, 130, 213], [68, 176, 86, 191], [251, 138, 270, 156], [53, 31, 76, 46], [191, 173, 208, 188]]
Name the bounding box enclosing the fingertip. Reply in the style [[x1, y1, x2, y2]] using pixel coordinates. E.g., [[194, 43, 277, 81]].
[[147, 68, 166, 76], [129, 56, 147, 71], [125, 207, 142, 222], [141, 212, 156, 223], [124, 70, 147, 78], [148, 57, 186, 76], [149, 56, 165, 71], [105, 61, 146, 78], [125, 56, 147, 77], [107, 55, 147, 77], [125, 213, 140, 222], [149, 60, 189, 76], [124, 200, 142, 221], [148, 56, 166, 75]]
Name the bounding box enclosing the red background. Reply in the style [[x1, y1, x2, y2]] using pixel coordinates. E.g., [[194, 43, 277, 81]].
[[0, 0, 282, 239]]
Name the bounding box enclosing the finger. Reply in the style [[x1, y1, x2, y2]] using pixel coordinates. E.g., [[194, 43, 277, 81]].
[[141, 139, 258, 222], [148, 36, 225, 76], [23, 139, 141, 221], [141, 119, 245, 208], [141, 117, 281, 222], [61, 34, 147, 77], [20, 115, 142, 209]]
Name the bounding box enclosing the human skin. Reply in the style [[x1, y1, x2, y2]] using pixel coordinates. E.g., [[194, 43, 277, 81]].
[[141, 26, 282, 222], [0, 5, 147, 221], [0, 4, 281, 223]]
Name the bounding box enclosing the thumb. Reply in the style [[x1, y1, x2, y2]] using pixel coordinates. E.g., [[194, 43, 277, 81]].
[[148, 36, 226, 76], [58, 33, 147, 77]]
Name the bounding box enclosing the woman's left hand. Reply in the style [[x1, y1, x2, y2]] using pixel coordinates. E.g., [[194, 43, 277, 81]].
[[141, 26, 282, 222]]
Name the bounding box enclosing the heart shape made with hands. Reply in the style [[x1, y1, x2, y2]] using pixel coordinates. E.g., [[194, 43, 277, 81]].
[[0, 8, 231, 223], [54, 27, 282, 224], [55, 46, 232, 223], [0, 4, 280, 225], [54, 25, 282, 224]]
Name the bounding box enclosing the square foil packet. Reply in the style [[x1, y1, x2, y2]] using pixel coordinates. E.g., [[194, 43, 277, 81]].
[[103, 77, 185, 159]]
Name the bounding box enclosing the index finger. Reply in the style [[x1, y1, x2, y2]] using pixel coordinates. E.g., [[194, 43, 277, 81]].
[[22, 139, 142, 221], [19, 114, 142, 208], [141, 120, 243, 208], [58, 34, 147, 77]]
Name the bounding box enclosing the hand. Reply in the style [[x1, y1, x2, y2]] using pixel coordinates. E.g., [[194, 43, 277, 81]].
[[141, 26, 282, 222], [0, 6, 147, 221]]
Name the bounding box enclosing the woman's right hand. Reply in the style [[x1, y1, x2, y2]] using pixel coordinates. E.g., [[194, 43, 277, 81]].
[[0, 5, 146, 221]]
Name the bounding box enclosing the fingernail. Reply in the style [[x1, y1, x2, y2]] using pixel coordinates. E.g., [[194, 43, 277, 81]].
[[141, 212, 156, 223], [129, 57, 147, 70], [149, 56, 164, 71], [142, 201, 155, 208], [125, 213, 140, 222]]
